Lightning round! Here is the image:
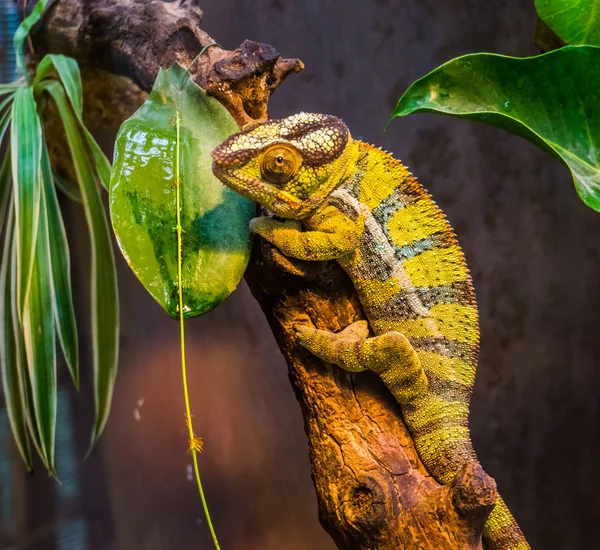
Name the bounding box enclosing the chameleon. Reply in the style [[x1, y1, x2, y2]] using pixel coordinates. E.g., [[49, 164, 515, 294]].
[[211, 112, 530, 550]]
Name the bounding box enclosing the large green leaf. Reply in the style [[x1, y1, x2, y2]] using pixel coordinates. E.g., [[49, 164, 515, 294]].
[[391, 46, 600, 212], [41, 81, 118, 446], [41, 141, 79, 387], [535, 0, 600, 46], [0, 191, 32, 471], [21, 159, 56, 472], [13, 0, 50, 81], [110, 63, 255, 318], [11, 86, 42, 314], [33, 54, 112, 190]]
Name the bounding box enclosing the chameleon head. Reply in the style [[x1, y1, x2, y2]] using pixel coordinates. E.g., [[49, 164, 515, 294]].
[[212, 112, 352, 219]]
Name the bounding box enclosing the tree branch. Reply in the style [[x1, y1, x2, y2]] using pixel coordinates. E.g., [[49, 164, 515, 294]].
[[31, 1, 495, 547]]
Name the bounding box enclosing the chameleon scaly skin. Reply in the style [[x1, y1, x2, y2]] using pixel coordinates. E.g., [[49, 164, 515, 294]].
[[212, 112, 530, 550]]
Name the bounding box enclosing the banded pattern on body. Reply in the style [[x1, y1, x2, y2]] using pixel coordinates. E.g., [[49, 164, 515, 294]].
[[331, 142, 480, 481]]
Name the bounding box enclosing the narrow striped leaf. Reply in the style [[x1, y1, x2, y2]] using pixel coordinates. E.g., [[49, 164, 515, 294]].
[[11, 86, 42, 315], [0, 189, 32, 470], [34, 54, 111, 190], [0, 83, 21, 95], [42, 81, 119, 446], [0, 93, 15, 116], [42, 141, 79, 387], [11, 240, 47, 471], [34, 55, 82, 116], [21, 161, 56, 472], [53, 171, 82, 203], [0, 95, 15, 146], [13, 0, 50, 80]]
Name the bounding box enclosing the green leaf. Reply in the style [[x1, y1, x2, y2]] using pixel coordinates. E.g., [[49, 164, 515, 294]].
[[11, 86, 42, 314], [13, 0, 50, 81], [0, 93, 15, 117], [41, 141, 79, 387], [41, 81, 118, 446], [12, 243, 47, 471], [110, 63, 255, 318], [534, 15, 567, 52], [34, 54, 83, 115], [535, 0, 600, 46], [0, 185, 32, 471], [21, 157, 57, 472], [0, 98, 14, 148], [0, 82, 22, 95], [391, 46, 600, 212], [0, 147, 12, 229], [53, 171, 82, 203], [34, 54, 112, 190]]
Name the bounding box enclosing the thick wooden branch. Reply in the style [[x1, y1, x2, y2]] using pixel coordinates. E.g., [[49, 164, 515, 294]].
[[29, 0, 304, 127], [31, 1, 496, 547]]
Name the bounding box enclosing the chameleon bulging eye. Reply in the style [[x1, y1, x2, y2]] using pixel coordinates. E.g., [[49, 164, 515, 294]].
[[261, 146, 300, 185]]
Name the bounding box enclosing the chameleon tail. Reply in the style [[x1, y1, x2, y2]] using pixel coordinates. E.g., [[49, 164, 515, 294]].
[[484, 495, 530, 550]]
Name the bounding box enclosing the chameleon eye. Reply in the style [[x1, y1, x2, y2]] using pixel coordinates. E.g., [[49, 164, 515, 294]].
[[261, 146, 300, 185]]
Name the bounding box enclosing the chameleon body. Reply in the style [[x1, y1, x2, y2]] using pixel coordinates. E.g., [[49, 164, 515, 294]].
[[212, 113, 529, 550]]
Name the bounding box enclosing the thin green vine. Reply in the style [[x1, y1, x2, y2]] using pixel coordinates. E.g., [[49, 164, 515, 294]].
[[175, 109, 221, 550]]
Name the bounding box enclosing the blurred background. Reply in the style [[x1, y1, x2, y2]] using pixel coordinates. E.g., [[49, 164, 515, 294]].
[[2, 0, 600, 548]]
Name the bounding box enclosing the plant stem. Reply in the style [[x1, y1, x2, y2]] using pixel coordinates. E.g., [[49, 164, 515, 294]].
[[175, 110, 221, 550]]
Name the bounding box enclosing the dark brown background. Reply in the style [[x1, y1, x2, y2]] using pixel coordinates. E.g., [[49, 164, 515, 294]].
[[2, 1, 600, 549]]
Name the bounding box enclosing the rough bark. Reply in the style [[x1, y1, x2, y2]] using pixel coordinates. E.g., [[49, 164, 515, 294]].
[[30, 1, 497, 547]]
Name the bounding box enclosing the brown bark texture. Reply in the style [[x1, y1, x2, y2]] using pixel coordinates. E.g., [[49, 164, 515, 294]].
[[29, 1, 497, 547]]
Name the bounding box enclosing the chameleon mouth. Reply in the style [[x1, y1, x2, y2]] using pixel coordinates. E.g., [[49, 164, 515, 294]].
[[212, 163, 304, 217]]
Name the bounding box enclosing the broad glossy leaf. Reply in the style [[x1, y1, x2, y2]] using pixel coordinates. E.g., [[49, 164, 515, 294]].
[[534, 15, 566, 52], [42, 141, 79, 387], [21, 161, 56, 472], [391, 46, 600, 212], [535, 0, 600, 46], [33, 54, 111, 190], [0, 188, 32, 470], [13, 0, 50, 80], [42, 81, 118, 446], [110, 63, 255, 318], [11, 86, 42, 313]]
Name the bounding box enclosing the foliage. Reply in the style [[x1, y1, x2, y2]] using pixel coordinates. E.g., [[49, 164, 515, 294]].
[[0, 0, 118, 474], [109, 63, 254, 318], [391, 0, 600, 212], [109, 62, 256, 549]]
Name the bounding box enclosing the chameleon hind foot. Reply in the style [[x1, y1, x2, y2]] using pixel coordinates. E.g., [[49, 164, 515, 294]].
[[296, 321, 369, 372], [297, 323, 429, 404]]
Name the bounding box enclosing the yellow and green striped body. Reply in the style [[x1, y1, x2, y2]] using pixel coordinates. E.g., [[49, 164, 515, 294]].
[[320, 142, 528, 549], [211, 113, 529, 550], [329, 141, 479, 481]]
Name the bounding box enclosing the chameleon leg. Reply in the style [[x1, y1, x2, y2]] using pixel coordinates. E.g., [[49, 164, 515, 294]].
[[249, 205, 364, 261], [297, 323, 428, 404]]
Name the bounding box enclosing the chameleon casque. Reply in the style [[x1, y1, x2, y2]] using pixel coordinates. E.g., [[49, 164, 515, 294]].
[[212, 112, 529, 550]]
